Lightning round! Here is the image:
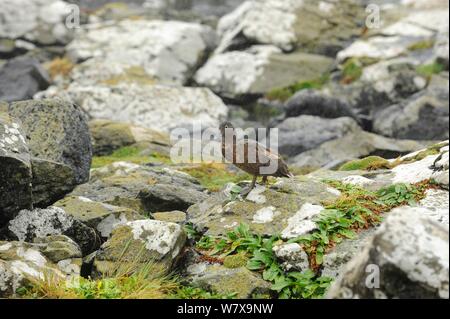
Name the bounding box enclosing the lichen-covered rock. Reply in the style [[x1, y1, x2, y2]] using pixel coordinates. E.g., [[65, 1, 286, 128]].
[[89, 119, 171, 156], [187, 178, 340, 236], [273, 243, 310, 272], [186, 263, 271, 298], [275, 116, 361, 157], [71, 164, 207, 214], [93, 220, 186, 275], [53, 196, 145, 238], [216, 0, 364, 55], [326, 208, 449, 299], [0, 240, 65, 298], [33, 235, 82, 263], [66, 19, 216, 85], [1, 207, 100, 256], [3, 99, 92, 184], [0, 56, 50, 102], [0, 113, 33, 228], [195, 45, 333, 98], [40, 84, 228, 134], [30, 157, 77, 208], [153, 211, 187, 225], [290, 130, 429, 169], [0, 0, 75, 45]]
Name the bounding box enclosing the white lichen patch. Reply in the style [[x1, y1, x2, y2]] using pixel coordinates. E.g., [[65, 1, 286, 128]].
[[252, 206, 279, 224], [8, 207, 74, 241], [96, 213, 132, 238], [128, 220, 184, 258], [342, 175, 375, 187], [247, 186, 267, 204], [281, 203, 324, 239], [16, 247, 47, 268]]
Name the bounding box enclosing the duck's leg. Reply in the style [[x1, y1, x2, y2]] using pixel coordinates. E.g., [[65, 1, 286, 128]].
[[241, 175, 257, 196], [262, 176, 268, 185]]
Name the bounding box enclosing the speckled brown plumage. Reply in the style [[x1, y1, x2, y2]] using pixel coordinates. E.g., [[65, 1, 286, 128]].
[[220, 122, 293, 194]]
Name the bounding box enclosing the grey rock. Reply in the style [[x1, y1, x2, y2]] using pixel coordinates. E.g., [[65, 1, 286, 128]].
[[327, 208, 449, 299], [33, 235, 82, 263], [0, 56, 50, 102], [4, 99, 92, 184]]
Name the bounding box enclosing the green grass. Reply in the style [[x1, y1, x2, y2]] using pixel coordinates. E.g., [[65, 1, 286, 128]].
[[416, 62, 445, 78], [180, 163, 252, 192], [91, 146, 171, 168], [265, 74, 330, 102], [408, 39, 435, 51], [339, 156, 391, 171]]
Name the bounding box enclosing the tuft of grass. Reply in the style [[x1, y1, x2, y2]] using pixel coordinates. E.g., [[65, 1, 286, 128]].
[[102, 66, 155, 86], [180, 163, 251, 192], [265, 74, 330, 102], [416, 62, 445, 78], [45, 57, 74, 79], [91, 146, 171, 168], [341, 58, 363, 84], [339, 156, 391, 171]]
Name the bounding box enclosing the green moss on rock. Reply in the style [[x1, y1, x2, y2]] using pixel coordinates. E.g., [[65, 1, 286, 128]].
[[339, 156, 391, 171]]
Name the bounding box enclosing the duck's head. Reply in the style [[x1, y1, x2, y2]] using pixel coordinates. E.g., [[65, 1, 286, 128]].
[[219, 121, 234, 137]]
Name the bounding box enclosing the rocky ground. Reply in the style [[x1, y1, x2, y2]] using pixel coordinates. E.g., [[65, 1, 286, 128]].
[[0, 0, 449, 299]]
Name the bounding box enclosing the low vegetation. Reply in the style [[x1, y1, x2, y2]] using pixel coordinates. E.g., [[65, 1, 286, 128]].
[[416, 62, 445, 78], [91, 146, 171, 168], [45, 57, 74, 79], [265, 74, 330, 102], [339, 155, 391, 171]]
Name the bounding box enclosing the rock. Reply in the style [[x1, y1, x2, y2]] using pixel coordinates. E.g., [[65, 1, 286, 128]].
[[275, 116, 361, 157], [284, 90, 360, 122], [187, 178, 340, 236], [53, 196, 145, 238], [93, 220, 186, 275], [0, 113, 33, 228], [337, 9, 449, 61], [40, 84, 228, 134], [433, 31, 449, 69], [0, 56, 50, 102], [273, 243, 310, 272], [0, 207, 100, 256], [71, 164, 207, 214], [290, 130, 428, 169], [195, 45, 333, 99], [417, 189, 449, 225], [30, 157, 77, 208], [281, 203, 324, 239], [326, 208, 449, 299], [373, 73, 449, 140], [321, 229, 377, 279], [33, 235, 82, 262], [3, 99, 92, 184], [0, 0, 75, 45], [89, 119, 171, 156], [0, 240, 65, 298], [66, 19, 217, 85], [186, 263, 271, 298], [215, 0, 364, 55], [153, 211, 187, 224]]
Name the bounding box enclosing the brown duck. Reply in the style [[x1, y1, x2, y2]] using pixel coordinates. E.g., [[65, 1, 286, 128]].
[[220, 122, 293, 195]]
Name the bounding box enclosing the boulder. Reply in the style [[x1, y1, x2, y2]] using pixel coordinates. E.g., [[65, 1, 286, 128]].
[[89, 119, 171, 156], [326, 208, 449, 299], [39, 84, 228, 134], [275, 116, 361, 157], [0, 206, 100, 256], [186, 263, 271, 298], [290, 131, 429, 169], [2, 99, 92, 184], [272, 243, 310, 272], [373, 73, 449, 140], [93, 220, 186, 275], [53, 196, 145, 238], [33, 235, 82, 263], [71, 163, 207, 214], [0, 113, 33, 228], [0, 240, 66, 298], [153, 211, 187, 225], [195, 45, 333, 99], [66, 19, 217, 85], [215, 0, 364, 55], [187, 179, 341, 236], [0, 56, 50, 102], [0, 0, 75, 45]]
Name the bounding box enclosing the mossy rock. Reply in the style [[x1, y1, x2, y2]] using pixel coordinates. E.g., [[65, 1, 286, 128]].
[[339, 156, 391, 171], [223, 253, 249, 269]]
